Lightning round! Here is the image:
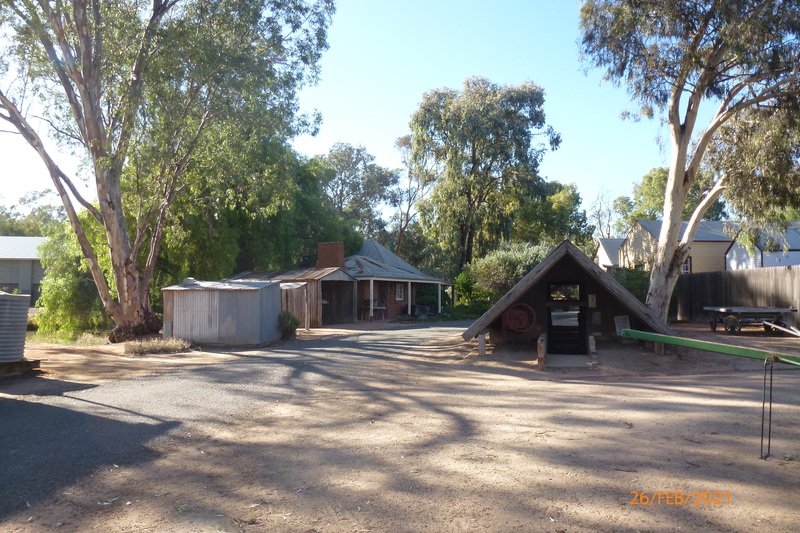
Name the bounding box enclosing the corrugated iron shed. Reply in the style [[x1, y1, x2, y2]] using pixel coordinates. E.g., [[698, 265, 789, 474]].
[[162, 279, 281, 345], [229, 268, 357, 327]]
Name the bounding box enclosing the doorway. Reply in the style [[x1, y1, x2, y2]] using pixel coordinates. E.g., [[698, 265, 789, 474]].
[[546, 282, 588, 354]]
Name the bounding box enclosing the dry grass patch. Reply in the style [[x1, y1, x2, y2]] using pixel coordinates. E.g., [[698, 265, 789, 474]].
[[124, 337, 191, 356]]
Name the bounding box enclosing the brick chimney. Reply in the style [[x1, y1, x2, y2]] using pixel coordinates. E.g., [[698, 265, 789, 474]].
[[317, 242, 345, 268]]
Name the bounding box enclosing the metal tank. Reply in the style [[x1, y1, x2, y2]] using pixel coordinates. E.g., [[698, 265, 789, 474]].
[[0, 292, 31, 363]]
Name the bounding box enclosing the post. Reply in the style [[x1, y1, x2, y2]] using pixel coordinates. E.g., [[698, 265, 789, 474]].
[[478, 333, 486, 357], [407, 281, 412, 316], [438, 282, 442, 313], [352, 282, 358, 324], [369, 278, 374, 320]]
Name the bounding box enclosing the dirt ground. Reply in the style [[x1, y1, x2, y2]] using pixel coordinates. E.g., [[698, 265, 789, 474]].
[[2, 321, 800, 532]]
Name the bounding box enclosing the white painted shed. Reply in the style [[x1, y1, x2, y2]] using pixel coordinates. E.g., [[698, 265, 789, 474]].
[[726, 222, 800, 270], [162, 279, 280, 345]]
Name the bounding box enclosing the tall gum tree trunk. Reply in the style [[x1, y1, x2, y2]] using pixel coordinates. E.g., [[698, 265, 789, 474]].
[[646, 126, 692, 322]]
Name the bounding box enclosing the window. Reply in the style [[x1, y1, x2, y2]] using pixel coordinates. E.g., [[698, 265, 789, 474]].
[[395, 283, 405, 301], [548, 283, 581, 301], [681, 257, 692, 274]]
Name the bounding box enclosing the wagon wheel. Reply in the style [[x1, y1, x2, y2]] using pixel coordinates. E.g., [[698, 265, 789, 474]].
[[503, 303, 537, 332], [709, 319, 717, 332], [723, 315, 741, 335]]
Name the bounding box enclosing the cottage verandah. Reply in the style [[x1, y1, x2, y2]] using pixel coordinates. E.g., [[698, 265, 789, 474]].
[[340, 240, 447, 321]]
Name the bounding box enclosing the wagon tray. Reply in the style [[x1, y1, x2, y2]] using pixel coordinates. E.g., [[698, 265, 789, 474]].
[[703, 306, 799, 335]]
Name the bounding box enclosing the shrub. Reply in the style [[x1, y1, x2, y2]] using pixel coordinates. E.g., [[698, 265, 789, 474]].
[[36, 216, 114, 337], [279, 311, 300, 339], [470, 242, 552, 297]]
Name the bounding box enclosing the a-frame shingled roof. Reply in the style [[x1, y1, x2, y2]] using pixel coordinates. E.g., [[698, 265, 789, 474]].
[[462, 241, 673, 341]]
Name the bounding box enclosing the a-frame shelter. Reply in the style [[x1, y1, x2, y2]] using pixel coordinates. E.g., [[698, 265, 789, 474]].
[[462, 241, 673, 354]]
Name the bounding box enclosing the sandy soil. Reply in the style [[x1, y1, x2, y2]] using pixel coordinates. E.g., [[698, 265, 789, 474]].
[[2, 321, 800, 532]]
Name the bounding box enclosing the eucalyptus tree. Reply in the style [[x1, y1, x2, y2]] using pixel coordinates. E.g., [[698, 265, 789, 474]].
[[0, 0, 334, 340], [390, 135, 435, 256], [511, 182, 594, 252], [410, 76, 560, 273], [319, 142, 399, 237], [581, 0, 800, 321]]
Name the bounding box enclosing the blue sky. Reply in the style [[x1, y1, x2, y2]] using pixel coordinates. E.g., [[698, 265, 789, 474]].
[[1, 0, 670, 212]]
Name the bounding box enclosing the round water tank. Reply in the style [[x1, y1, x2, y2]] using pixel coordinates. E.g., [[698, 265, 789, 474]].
[[0, 292, 31, 363]]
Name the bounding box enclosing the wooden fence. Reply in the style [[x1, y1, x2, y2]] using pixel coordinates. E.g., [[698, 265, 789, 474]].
[[675, 266, 800, 327]]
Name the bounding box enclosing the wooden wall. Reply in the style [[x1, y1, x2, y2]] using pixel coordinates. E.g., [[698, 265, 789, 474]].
[[489, 255, 657, 343], [619, 223, 657, 269], [675, 266, 800, 327], [281, 284, 309, 330], [321, 280, 356, 325]]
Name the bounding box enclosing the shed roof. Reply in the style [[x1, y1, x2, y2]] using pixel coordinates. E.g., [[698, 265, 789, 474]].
[[229, 267, 356, 283], [595, 238, 624, 264], [345, 239, 443, 283], [750, 222, 800, 251], [636, 220, 735, 242], [162, 279, 277, 291], [0, 236, 48, 260], [462, 240, 673, 341]]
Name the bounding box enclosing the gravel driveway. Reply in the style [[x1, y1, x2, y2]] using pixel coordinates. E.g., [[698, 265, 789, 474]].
[[1, 321, 799, 532]]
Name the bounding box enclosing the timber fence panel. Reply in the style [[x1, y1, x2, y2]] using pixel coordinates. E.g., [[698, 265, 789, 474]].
[[676, 266, 799, 327]]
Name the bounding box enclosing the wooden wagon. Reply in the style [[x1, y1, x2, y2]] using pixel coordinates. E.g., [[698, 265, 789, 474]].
[[703, 306, 799, 335]]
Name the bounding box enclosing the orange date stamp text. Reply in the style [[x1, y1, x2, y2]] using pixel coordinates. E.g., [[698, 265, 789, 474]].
[[629, 491, 731, 505]]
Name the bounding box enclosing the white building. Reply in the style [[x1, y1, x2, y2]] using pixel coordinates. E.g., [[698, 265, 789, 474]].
[[0, 236, 47, 305], [725, 222, 800, 270]]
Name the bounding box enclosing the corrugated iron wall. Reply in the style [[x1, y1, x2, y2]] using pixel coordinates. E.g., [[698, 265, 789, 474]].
[[169, 286, 280, 344], [0, 292, 31, 363]]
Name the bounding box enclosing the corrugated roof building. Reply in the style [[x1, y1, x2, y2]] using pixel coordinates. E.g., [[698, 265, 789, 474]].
[[162, 279, 280, 345], [229, 260, 358, 327], [345, 239, 448, 320], [0, 236, 47, 304]]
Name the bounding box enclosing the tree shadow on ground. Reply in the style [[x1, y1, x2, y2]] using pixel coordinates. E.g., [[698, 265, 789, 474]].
[[0, 398, 179, 520]]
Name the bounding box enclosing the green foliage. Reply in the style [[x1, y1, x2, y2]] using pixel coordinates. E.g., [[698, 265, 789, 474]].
[[0, 0, 335, 333], [709, 107, 800, 223], [0, 193, 65, 236], [511, 182, 595, 251], [469, 242, 553, 299], [36, 216, 114, 337], [413, 283, 449, 309], [319, 143, 399, 237], [453, 270, 492, 307], [411, 76, 560, 276], [581, 1, 800, 319], [609, 267, 650, 304], [152, 146, 362, 311], [279, 311, 300, 339], [613, 168, 727, 235]]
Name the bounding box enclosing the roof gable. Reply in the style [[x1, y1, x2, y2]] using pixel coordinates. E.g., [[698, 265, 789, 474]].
[[462, 241, 673, 340], [345, 239, 441, 282], [596, 238, 624, 264]]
